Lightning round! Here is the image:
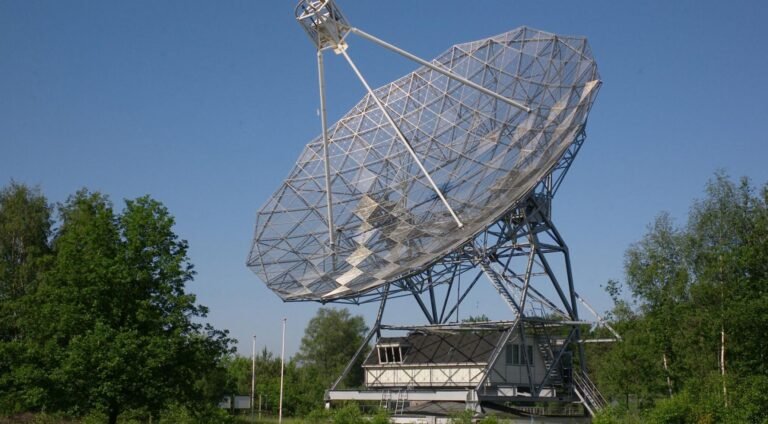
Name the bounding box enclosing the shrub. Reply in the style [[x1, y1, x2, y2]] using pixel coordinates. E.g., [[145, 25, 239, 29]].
[[369, 408, 390, 424], [331, 403, 363, 424], [449, 409, 474, 424]]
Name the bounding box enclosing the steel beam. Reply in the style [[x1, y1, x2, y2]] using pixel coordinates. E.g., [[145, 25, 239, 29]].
[[349, 27, 532, 113], [316, 50, 336, 251]]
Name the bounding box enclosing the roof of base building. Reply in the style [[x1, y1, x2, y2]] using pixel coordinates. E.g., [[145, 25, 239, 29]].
[[364, 331, 505, 366]]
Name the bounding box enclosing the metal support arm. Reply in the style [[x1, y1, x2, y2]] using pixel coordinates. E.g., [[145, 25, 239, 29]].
[[339, 48, 464, 228], [349, 27, 532, 113], [317, 50, 336, 250]]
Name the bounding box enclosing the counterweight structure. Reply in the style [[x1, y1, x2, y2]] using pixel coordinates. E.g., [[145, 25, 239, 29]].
[[247, 0, 608, 417]]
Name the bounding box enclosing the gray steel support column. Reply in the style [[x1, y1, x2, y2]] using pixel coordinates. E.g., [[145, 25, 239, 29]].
[[518, 321, 536, 391], [428, 270, 439, 323], [538, 213, 587, 371], [330, 283, 389, 390], [443, 270, 483, 323], [532, 237, 576, 318], [405, 278, 436, 324], [438, 265, 458, 323], [518, 226, 537, 312], [374, 283, 390, 338], [474, 322, 517, 391]]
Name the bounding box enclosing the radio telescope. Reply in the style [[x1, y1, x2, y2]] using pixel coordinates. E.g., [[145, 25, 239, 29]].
[[248, 0, 613, 417]]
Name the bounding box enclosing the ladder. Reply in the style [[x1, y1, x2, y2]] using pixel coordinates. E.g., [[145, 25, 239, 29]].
[[379, 390, 390, 411], [394, 389, 408, 415]]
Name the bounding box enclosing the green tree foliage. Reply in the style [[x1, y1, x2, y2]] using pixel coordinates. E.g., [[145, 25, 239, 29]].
[[0, 183, 52, 338], [330, 403, 362, 424], [296, 308, 369, 390], [0, 185, 233, 423], [0, 183, 54, 413], [223, 308, 369, 417], [462, 314, 490, 323], [449, 409, 475, 424], [591, 173, 768, 422], [223, 347, 326, 417]]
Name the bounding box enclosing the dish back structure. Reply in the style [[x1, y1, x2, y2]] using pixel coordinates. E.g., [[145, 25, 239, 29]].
[[248, 26, 600, 302]]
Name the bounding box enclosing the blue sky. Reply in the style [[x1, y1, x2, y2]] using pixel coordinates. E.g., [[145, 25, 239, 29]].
[[2, 0, 767, 358]]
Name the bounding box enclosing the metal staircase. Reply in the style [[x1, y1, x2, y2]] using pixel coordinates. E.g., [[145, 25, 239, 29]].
[[527, 320, 563, 387], [535, 338, 561, 385], [573, 369, 607, 417], [479, 261, 519, 313]]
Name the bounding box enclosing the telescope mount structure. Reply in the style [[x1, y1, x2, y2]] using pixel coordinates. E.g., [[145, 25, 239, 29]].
[[249, 0, 616, 418]]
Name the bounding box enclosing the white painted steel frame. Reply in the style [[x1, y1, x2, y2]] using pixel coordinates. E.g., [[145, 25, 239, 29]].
[[254, 1, 607, 415], [248, 23, 601, 301]]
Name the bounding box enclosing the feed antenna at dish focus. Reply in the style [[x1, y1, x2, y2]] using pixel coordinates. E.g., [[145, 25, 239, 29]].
[[296, 0, 532, 250]]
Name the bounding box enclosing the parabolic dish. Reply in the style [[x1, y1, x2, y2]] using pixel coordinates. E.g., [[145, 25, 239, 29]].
[[248, 26, 600, 302]]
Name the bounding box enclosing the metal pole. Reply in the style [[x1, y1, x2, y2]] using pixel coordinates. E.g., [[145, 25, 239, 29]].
[[278, 318, 286, 424], [339, 48, 464, 228], [317, 49, 336, 251], [251, 335, 256, 423], [348, 26, 532, 113]]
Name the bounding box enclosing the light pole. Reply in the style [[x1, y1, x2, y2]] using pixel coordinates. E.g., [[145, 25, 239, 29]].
[[251, 335, 256, 423], [278, 318, 286, 424]]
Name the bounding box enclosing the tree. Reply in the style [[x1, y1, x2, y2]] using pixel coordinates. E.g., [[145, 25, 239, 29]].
[[592, 173, 768, 420], [685, 173, 768, 406], [462, 314, 490, 323], [623, 212, 691, 395], [10, 190, 232, 423], [0, 182, 52, 338], [296, 307, 368, 391], [587, 281, 664, 410], [0, 182, 53, 413]]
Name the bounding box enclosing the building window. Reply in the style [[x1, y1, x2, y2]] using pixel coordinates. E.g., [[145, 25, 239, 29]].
[[378, 345, 405, 364], [506, 344, 534, 366]]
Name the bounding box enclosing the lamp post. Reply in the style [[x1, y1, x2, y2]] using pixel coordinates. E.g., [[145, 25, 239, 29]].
[[251, 335, 256, 423], [278, 318, 286, 424]]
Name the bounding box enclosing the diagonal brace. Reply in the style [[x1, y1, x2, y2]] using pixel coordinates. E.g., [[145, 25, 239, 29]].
[[339, 48, 464, 228], [349, 27, 532, 113]]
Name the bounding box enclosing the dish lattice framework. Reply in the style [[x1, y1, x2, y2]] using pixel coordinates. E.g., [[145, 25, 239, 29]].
[[248, 26, 600, 302]]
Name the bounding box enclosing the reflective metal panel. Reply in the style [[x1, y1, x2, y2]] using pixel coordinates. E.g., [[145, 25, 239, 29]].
[[248, 27, 600, 301]]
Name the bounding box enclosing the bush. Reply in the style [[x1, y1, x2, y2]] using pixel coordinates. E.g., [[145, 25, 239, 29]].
[[592, 406, 621, 424], [157, 403, 233, 424], [449, 409, 474, 424], [478, 414, 498, 424], [306, 407, 332, 424], [645, 393, 692, 424], [369, 408, 390, 424], [331, 403, 363, 424], [727, 374, 768, 423]]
